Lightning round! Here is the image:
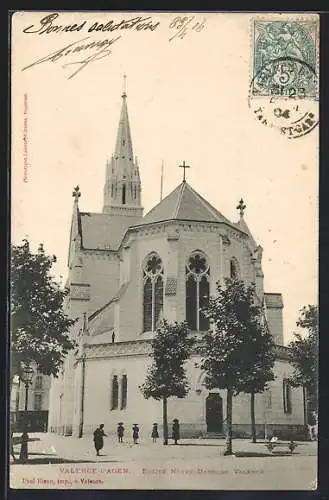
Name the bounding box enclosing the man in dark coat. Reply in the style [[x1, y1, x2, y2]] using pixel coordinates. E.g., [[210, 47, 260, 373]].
[[93, 424, 107, 456], [172, 419, 180, 445], [133, 424, 139, 444], [117, 422, 124, 443]]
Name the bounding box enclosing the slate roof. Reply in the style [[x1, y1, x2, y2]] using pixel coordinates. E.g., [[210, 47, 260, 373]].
[[79, 212, 128, 251], [264, 293, 283, 309], [140, 181, 232, 226]]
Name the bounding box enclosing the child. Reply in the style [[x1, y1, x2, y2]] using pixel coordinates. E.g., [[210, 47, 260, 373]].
[[151, 423, 159, 443]]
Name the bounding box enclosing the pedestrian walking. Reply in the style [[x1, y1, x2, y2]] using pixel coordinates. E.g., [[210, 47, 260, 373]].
[[172, 418, 180, 445], [19, 429, 29, 463], [151, 423, 159, 443], [93, 424, 107, 456], [117, 422, 124, 443], [133, 424, 139, 444]]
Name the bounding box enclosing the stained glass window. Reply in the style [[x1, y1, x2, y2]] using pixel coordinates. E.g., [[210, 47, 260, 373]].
[[230, 258, 240, 279], [186, 251, 210, 331], [143, 253, 164, 332]]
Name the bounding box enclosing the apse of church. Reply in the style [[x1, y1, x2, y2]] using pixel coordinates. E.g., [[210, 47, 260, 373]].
[[48, 83, 304, 439]]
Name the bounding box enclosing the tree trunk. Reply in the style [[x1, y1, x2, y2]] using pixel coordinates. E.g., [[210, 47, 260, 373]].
[[303, 386, 309, 440], [251, 391, 256, 443], [162, 396, 168, 445], [224, 389, 233, 455]]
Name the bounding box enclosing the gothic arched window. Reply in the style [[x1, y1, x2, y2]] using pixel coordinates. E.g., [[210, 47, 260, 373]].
[[186, 251, 210, 331], [230, 258, 240, 280], [122, 184, 126, 205], [283, 378, 292, 414], [143, 253, 164, 332], [111, 375, 119, 410], [121, 374, 127, 409]]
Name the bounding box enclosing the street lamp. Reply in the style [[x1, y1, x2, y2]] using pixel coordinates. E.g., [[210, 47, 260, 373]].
[[20, 363, 34, 413]]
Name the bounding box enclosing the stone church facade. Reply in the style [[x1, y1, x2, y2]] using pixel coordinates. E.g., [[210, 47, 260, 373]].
[[48, 88, 305, 440]]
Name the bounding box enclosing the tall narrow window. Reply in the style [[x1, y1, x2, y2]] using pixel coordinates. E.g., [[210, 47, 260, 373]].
[[186, 251, 210, 331], [122, 184, 126, 205], [283, 379, 292, 414], [34, 393, 42, 411], [143, 253, 164, 332], [230, 258, 240, 279], [35, 375, 42, 389], [111, 184, 114, 197], [111, 375, 119, 410], [265, 388, 272, 409], [121, 375, 127, 409]]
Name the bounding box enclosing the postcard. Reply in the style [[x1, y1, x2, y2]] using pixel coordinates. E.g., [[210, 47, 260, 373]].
[[10, 11, 318, 490]]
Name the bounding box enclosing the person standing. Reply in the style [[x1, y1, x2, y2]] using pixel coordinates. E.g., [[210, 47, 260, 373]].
[[132, 424, 139, 444], [151, 423, 159, 443], [308, 411, 318, 441], [172, 419, 180, 445], [117, 422, 124, 443], [93, 424, 107, 456], [19, 429, 29, 462]]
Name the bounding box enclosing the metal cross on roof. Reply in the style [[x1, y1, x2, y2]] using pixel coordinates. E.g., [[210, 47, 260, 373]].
[[236, 198, 246, 218], [72, 185, 81, 202], [179, 161, 190, 182]]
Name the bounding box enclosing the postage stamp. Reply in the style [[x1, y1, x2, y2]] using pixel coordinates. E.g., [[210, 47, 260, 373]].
[[249, 17, 319, 139], [252, 20, 318, 99]]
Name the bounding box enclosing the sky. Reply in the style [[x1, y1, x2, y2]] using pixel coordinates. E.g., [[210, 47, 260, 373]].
[[11, 12, 318, 343]]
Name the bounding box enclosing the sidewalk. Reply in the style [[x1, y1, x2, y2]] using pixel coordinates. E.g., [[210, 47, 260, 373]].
[[11, 432, 317, 464], [10, 433, 317, 490]]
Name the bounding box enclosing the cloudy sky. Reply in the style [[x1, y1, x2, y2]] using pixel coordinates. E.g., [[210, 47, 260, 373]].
[[12, 12, 318, 342]]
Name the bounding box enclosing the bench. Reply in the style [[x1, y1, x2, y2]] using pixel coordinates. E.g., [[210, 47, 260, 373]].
[[265, 440, 298, 454]]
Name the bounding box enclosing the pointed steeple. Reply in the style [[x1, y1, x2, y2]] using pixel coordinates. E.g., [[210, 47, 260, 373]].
[[103, 79, 142, 217], [114, 82, 133, 162]]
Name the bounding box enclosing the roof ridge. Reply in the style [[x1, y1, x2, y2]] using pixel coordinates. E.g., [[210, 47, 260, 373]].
[[174, 182, 186, 218], [185, 183, 230, 223]]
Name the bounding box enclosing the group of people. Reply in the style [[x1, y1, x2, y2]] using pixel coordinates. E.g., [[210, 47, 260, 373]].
[[93, 419, 181, 455]]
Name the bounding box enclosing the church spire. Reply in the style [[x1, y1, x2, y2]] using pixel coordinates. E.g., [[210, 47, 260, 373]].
[[114, 76, 133, 162], [103, 79, 142, 217]]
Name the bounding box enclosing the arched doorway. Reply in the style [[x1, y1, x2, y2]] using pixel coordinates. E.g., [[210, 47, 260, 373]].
[[206, 393, 223, 433]]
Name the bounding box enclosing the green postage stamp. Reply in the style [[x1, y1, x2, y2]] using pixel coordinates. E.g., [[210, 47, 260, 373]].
[[250, 16, 319, 139], [252, 19, 318, 99]]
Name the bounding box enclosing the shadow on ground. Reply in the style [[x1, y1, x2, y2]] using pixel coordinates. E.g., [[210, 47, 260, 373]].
[[13, 457, 120, 465], [233, 451, 296, 457]]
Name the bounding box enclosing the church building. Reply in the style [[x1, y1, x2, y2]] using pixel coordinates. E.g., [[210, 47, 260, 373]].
[[48, 86, 305, 440]]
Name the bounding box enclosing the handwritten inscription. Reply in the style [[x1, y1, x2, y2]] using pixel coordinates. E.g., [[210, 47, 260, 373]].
[[22, 36, 121, 79], [23, 13, 160, 35], [168, 16, 206, 42]]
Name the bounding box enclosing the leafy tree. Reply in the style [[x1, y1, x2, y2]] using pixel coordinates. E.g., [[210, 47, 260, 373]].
[[239, 314, 275, 443], [288, 305, 318, 415], [140, 320, 195, 445], [201, 278, 274, 454], [11, 239, 76, 382]]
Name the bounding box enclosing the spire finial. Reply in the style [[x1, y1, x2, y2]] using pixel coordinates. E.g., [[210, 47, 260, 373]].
[[72, 185, 81, 203], [122, 74, 127, 98], [236, 198, 246, 218], [179, 161, 191, 182]]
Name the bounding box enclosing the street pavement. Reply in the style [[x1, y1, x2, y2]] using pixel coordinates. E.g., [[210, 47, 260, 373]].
[[10, 432, 317, 490]]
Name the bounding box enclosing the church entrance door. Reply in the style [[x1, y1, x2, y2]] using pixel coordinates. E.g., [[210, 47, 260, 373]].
[[206, 393, 223, 433]]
